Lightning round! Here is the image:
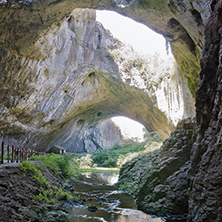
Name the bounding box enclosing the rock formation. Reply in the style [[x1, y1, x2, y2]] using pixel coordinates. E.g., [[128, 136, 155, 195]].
[[111, 45, 195, 125], [118, 2, 222, 221], [0, 8, 173, 152], [0, 0, 222, 221], [118, 118, 196, 220]]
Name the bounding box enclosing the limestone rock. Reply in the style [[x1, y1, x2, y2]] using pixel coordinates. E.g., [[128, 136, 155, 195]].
[[118, 118, 197, 219], [111, 45, 195, 125], [0, 8, 173, 152], [0, 1, 221, 221]]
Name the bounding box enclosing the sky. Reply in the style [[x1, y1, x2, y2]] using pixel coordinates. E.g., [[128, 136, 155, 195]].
[[96, 10, 168, 140], [96, 10, 168, 57]]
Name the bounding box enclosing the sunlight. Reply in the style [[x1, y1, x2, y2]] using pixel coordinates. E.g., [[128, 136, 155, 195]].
[[111, 117, 146, 142], [97, 10, 171, 139], [96, 10, 171, 57]]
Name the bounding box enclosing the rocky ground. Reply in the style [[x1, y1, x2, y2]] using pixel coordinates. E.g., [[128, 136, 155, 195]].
[[0, 162, 83, 222], [118, 118, 197, 221]]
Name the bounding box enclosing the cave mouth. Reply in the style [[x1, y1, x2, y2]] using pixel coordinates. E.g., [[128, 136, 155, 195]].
[[111, 116, 148, 142], [96, 10, 170, 57]]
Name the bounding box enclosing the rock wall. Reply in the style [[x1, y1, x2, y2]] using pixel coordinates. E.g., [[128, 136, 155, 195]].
[[111, 45, 195, 125], [0, 0, 207, 96], [118, 2, 222, 221], [188, 1, 222, 221], [0, 8, 173, 152], [118, 118, 196, 220], [0, 0, 222, 220]]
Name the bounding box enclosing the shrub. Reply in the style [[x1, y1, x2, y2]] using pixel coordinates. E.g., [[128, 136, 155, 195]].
[[33, 187, 56, 204], [55, 189, 73, 200], [19, 161, 49, 186], [30, 154, 80, 180]]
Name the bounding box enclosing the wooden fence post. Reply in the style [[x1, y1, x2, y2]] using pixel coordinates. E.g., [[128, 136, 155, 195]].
[[11, 146, 14, 163], [25, 149, 27, 160], [27, 150, 30, 159], [19, 149, 22, 162], [1, 141, 4, 164], [22, 148, 24, 162], [16, 148, 19, 163], [7, 145, 9, 163]]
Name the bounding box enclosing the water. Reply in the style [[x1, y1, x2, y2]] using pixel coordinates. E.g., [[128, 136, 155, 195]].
[[68, 172, 165, 222]]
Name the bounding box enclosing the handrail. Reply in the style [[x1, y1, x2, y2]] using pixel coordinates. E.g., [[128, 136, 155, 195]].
[[0, 141, 46, 164]]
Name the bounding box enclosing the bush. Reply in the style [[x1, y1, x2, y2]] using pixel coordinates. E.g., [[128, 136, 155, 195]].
[[75, 154, 93, 168], [19, 161, 49, 187], [90, 142, 146, 168], [30, 154, 80, 180], [82, 132, 163, 168]]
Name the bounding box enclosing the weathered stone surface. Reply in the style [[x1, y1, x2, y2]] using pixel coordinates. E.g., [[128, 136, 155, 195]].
[[111, 45, 195, 125], [0, 0, 205, 95], [187, 1, 222, 221], [0, 1, 221, 221], [0, 8, 174, 152], [0, 0, 207, 151], [118, 2, 222, 221], [118, 118, 196, 220], [0, 162, 75, 222]]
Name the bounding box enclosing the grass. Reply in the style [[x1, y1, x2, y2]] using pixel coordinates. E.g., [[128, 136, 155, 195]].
[[30, 154, 80, 181], [74, 131, 162, 169], [19, 160, 74, 205], [79, 167, 120, 174], [19, 161, 50, 187]]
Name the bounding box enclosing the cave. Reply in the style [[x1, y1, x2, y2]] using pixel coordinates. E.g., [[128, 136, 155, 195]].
[[0, 0, 222, 221]]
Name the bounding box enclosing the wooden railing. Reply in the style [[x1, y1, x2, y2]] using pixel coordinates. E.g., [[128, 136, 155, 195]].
[[0, 141, 46, 164]]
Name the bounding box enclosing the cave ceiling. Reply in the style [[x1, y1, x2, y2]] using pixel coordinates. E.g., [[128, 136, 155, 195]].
[[0, 0, 211, 151]]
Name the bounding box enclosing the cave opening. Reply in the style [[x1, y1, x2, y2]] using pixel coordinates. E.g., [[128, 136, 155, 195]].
[[111, 116, 148, 142], [95, 10, 193, 142]]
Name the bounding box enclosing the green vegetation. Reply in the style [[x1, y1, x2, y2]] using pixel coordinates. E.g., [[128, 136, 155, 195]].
[[19, 161, 50, 186], [79, 167, 119, 174], [0, 153, 12, 161], [32, 186, 72, 204], [75, 132, 162, 169], [91, 142, 146, 168], [20, 160, 74, 205], [55, 188, 73, 200], [30, 154, 80, 181]]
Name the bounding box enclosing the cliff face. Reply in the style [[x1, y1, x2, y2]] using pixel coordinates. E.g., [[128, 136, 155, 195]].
[[0, 0, 222, 221], [118, 1, 222, 221], [0, 0, 208, 96], [111, 45, 195, 125], [188, 1, 222, 220], [118, 118, 196, 220], [0, 8, 173, 152]]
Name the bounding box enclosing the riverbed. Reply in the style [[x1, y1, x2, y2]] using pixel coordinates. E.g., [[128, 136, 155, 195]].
[[68, 172, 165, 222]]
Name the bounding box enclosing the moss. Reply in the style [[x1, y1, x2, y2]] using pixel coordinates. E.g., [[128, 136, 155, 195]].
[[30, 154, 80, 181], [19, 161, 50, 187]]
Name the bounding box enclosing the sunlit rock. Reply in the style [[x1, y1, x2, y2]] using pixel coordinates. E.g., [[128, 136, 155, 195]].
[[0, 8, 173, 151]]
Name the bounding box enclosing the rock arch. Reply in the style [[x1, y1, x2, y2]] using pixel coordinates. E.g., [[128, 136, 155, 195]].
[[0, 1, 210, 152]]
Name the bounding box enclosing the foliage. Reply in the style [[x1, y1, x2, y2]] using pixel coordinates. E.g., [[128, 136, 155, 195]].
[[75, 154, 94, 168], [79, 168, 119, 174], [75, 132, 162, 168], [30, 154, 80, 181], [0, 153, 12, 161], [55, 188, 73, 200], [33, 186, 72, 204], [20, 157, 76, 207], [19, 161, 49, 186]]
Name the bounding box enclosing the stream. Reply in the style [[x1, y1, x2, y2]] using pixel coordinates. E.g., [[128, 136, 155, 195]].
[[67, 172, 165, 222]]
